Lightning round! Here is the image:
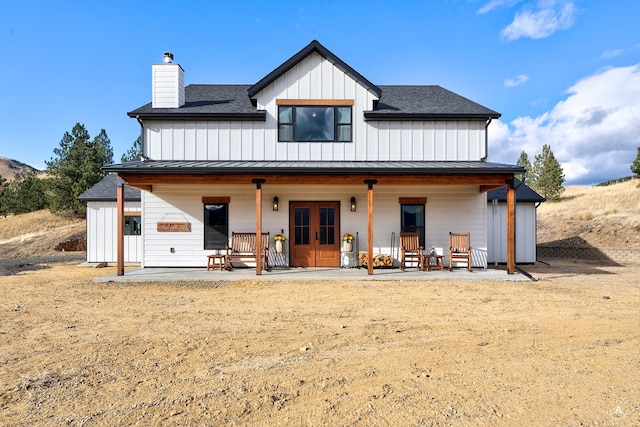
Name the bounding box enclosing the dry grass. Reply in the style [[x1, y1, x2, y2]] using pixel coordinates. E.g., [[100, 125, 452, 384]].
[[538, 179, 640, 221], [0, 210, 81, 240], [537, 179, 640, 247]]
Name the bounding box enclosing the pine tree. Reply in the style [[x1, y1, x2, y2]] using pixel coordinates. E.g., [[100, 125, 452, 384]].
[[121, 136, 142, 162], [46, 123, 113, 215], [516, 150, 532, 183], [530, 144, 565, 201], [631, 146, 640, 179]]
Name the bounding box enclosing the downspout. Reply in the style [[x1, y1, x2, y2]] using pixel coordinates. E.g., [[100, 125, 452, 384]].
[[481, 118, 492, 162]]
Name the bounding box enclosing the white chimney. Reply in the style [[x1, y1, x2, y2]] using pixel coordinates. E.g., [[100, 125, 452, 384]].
[[152, 52, 185, 108]]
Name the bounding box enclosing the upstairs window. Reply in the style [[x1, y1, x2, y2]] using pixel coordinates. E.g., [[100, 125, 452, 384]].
[[278, 102, 352, 142]]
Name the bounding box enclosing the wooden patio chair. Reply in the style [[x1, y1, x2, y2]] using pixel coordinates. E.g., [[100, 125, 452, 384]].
[[399, 231, 424, 270], [449, 232, 472, 272]]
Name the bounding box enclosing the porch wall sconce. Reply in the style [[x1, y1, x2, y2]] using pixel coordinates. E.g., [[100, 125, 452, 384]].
[[273, 196, 279, 211], [350, 197, 357, 212]]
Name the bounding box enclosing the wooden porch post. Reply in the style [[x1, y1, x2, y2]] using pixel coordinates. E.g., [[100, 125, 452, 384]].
[[252, 179, 265, 275], [364, 179, 377, 275], [506, 180, 516, 274], [116, 180, 125, 276]]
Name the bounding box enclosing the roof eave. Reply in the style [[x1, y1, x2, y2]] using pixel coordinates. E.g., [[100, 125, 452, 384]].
[[247, 40, 382, 99], [127, 111, 267, 121], [364, 112, 502, 121]]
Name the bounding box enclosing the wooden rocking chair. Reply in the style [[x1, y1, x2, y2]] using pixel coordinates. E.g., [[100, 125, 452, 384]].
[[449, 232, 472, 272], [399, 232, 424, 270]]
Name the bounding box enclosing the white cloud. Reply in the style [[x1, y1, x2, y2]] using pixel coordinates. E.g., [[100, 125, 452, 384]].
[[489, 64, 640, 184], [477, 0, 523, 15], [504, 74, 530, 87], [601, 48, 623, 59], [500, 0, 577, 41]]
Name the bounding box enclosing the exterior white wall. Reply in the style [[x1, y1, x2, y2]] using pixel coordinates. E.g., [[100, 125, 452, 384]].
[[143, 54, 487, 162], [487, 202, 537, 263], [141, 184, 487, 268], [86, 201, 141, 263]]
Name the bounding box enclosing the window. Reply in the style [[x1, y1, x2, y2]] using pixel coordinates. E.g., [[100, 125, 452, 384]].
[[278, 105, 352, 142], [401, 203, 425, 248], [124, 214, 141, 236], [204, 203, 229, 250]]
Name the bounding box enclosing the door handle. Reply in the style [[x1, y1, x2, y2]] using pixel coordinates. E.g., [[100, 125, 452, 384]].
[[316, 232, 319, 241]]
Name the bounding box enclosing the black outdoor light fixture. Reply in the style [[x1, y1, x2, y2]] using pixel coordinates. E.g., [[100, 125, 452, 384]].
[[350, 197, 357, 212], [273, 196, 279, 211]]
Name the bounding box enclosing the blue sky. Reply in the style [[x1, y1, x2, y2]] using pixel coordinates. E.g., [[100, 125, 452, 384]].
[[1, 0, 639, 185]]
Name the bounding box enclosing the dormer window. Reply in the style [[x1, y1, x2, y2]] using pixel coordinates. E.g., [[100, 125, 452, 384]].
[[277, 100, 353, 142]]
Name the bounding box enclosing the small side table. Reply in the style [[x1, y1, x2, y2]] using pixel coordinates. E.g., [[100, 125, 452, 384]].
[[424, 255, 444, 271], [207, 254, 226, 271]]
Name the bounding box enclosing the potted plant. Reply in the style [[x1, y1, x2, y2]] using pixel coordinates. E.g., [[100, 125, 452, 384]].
[[342, 233, 355, 252], [274, 233, 286, 253]]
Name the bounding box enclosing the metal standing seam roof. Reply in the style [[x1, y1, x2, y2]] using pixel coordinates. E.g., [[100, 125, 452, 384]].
[[77, 173, 141, 202], [104, 160, 524, 175]]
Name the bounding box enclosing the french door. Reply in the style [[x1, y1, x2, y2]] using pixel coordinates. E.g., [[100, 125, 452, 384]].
[[289, 201, 341, 267]]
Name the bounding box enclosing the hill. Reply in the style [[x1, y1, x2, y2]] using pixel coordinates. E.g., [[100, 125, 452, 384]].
[[0, 157, 41, 181], [537, 178, 640, 248]]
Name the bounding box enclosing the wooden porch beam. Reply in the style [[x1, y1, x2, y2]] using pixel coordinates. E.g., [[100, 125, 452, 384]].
[[118, 173, 515, 187], [252, 179, 265, 275], [506, 182, 516, 274], [116, 181, 125, 276], [364, 179, 377, 275]]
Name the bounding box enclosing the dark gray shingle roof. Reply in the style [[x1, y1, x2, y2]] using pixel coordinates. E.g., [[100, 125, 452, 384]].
[[77, 174, 141, 202], [127, 85, 264, 120], [487, 179, 545, 203], [366, 86, 501, 120]]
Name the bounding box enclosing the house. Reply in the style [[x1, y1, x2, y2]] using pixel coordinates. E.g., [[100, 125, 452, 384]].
[[77, 174, 142, 264], [487, 180, 545, 264], [104, 40, 523, 275]]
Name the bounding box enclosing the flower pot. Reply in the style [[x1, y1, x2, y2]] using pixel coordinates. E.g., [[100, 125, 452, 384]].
[[343, 241, 353, 253], [275, 240, 284, 253]]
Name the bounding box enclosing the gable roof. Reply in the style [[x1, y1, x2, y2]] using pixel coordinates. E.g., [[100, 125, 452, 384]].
[[128, 85, 265, 120], [247, 40, 382, 99], [127, 40, 500, 121], [487, 179, 545, 203], [77, 173, 141, 202], [366, 85, 501, 120]]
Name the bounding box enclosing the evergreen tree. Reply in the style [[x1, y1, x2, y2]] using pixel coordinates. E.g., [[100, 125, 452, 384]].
[[530, 144, 565, 201], [46, 123, 113, 215], [121, 136, 142, 162], [631, 146, 640, 179], [516, 150, 532, 183]]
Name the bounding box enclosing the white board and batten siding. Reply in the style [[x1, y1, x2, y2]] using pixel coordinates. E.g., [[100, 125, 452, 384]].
[[144, 53, 487, 163], [152, 63, 185, 108], [487, 203, 538, 264], [141, 184, 488, 268], [86, 201, 141, 263]]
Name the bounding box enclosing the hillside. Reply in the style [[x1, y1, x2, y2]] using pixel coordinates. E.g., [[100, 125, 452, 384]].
[[0, 157, 41, 181], [537, 178, 640, 248]]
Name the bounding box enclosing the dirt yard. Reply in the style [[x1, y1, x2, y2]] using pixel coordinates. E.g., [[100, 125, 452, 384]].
[[1, 259, 638, 426]]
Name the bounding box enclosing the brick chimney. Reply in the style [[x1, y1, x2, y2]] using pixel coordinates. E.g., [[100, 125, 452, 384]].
[[152, 52, 185, 108]]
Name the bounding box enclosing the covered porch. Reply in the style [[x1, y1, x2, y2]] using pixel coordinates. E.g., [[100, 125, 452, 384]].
[[106, 160, 523, 277]]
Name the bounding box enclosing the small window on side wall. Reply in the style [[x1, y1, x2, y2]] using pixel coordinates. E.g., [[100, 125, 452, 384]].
[[124, 215, 141, 236]]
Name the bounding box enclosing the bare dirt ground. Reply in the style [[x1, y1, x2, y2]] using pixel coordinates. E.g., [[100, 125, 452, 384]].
[[1, 259, 638, 426]]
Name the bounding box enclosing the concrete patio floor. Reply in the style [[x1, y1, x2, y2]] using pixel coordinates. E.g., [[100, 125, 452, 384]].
[[93, 265, 534, 283]]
